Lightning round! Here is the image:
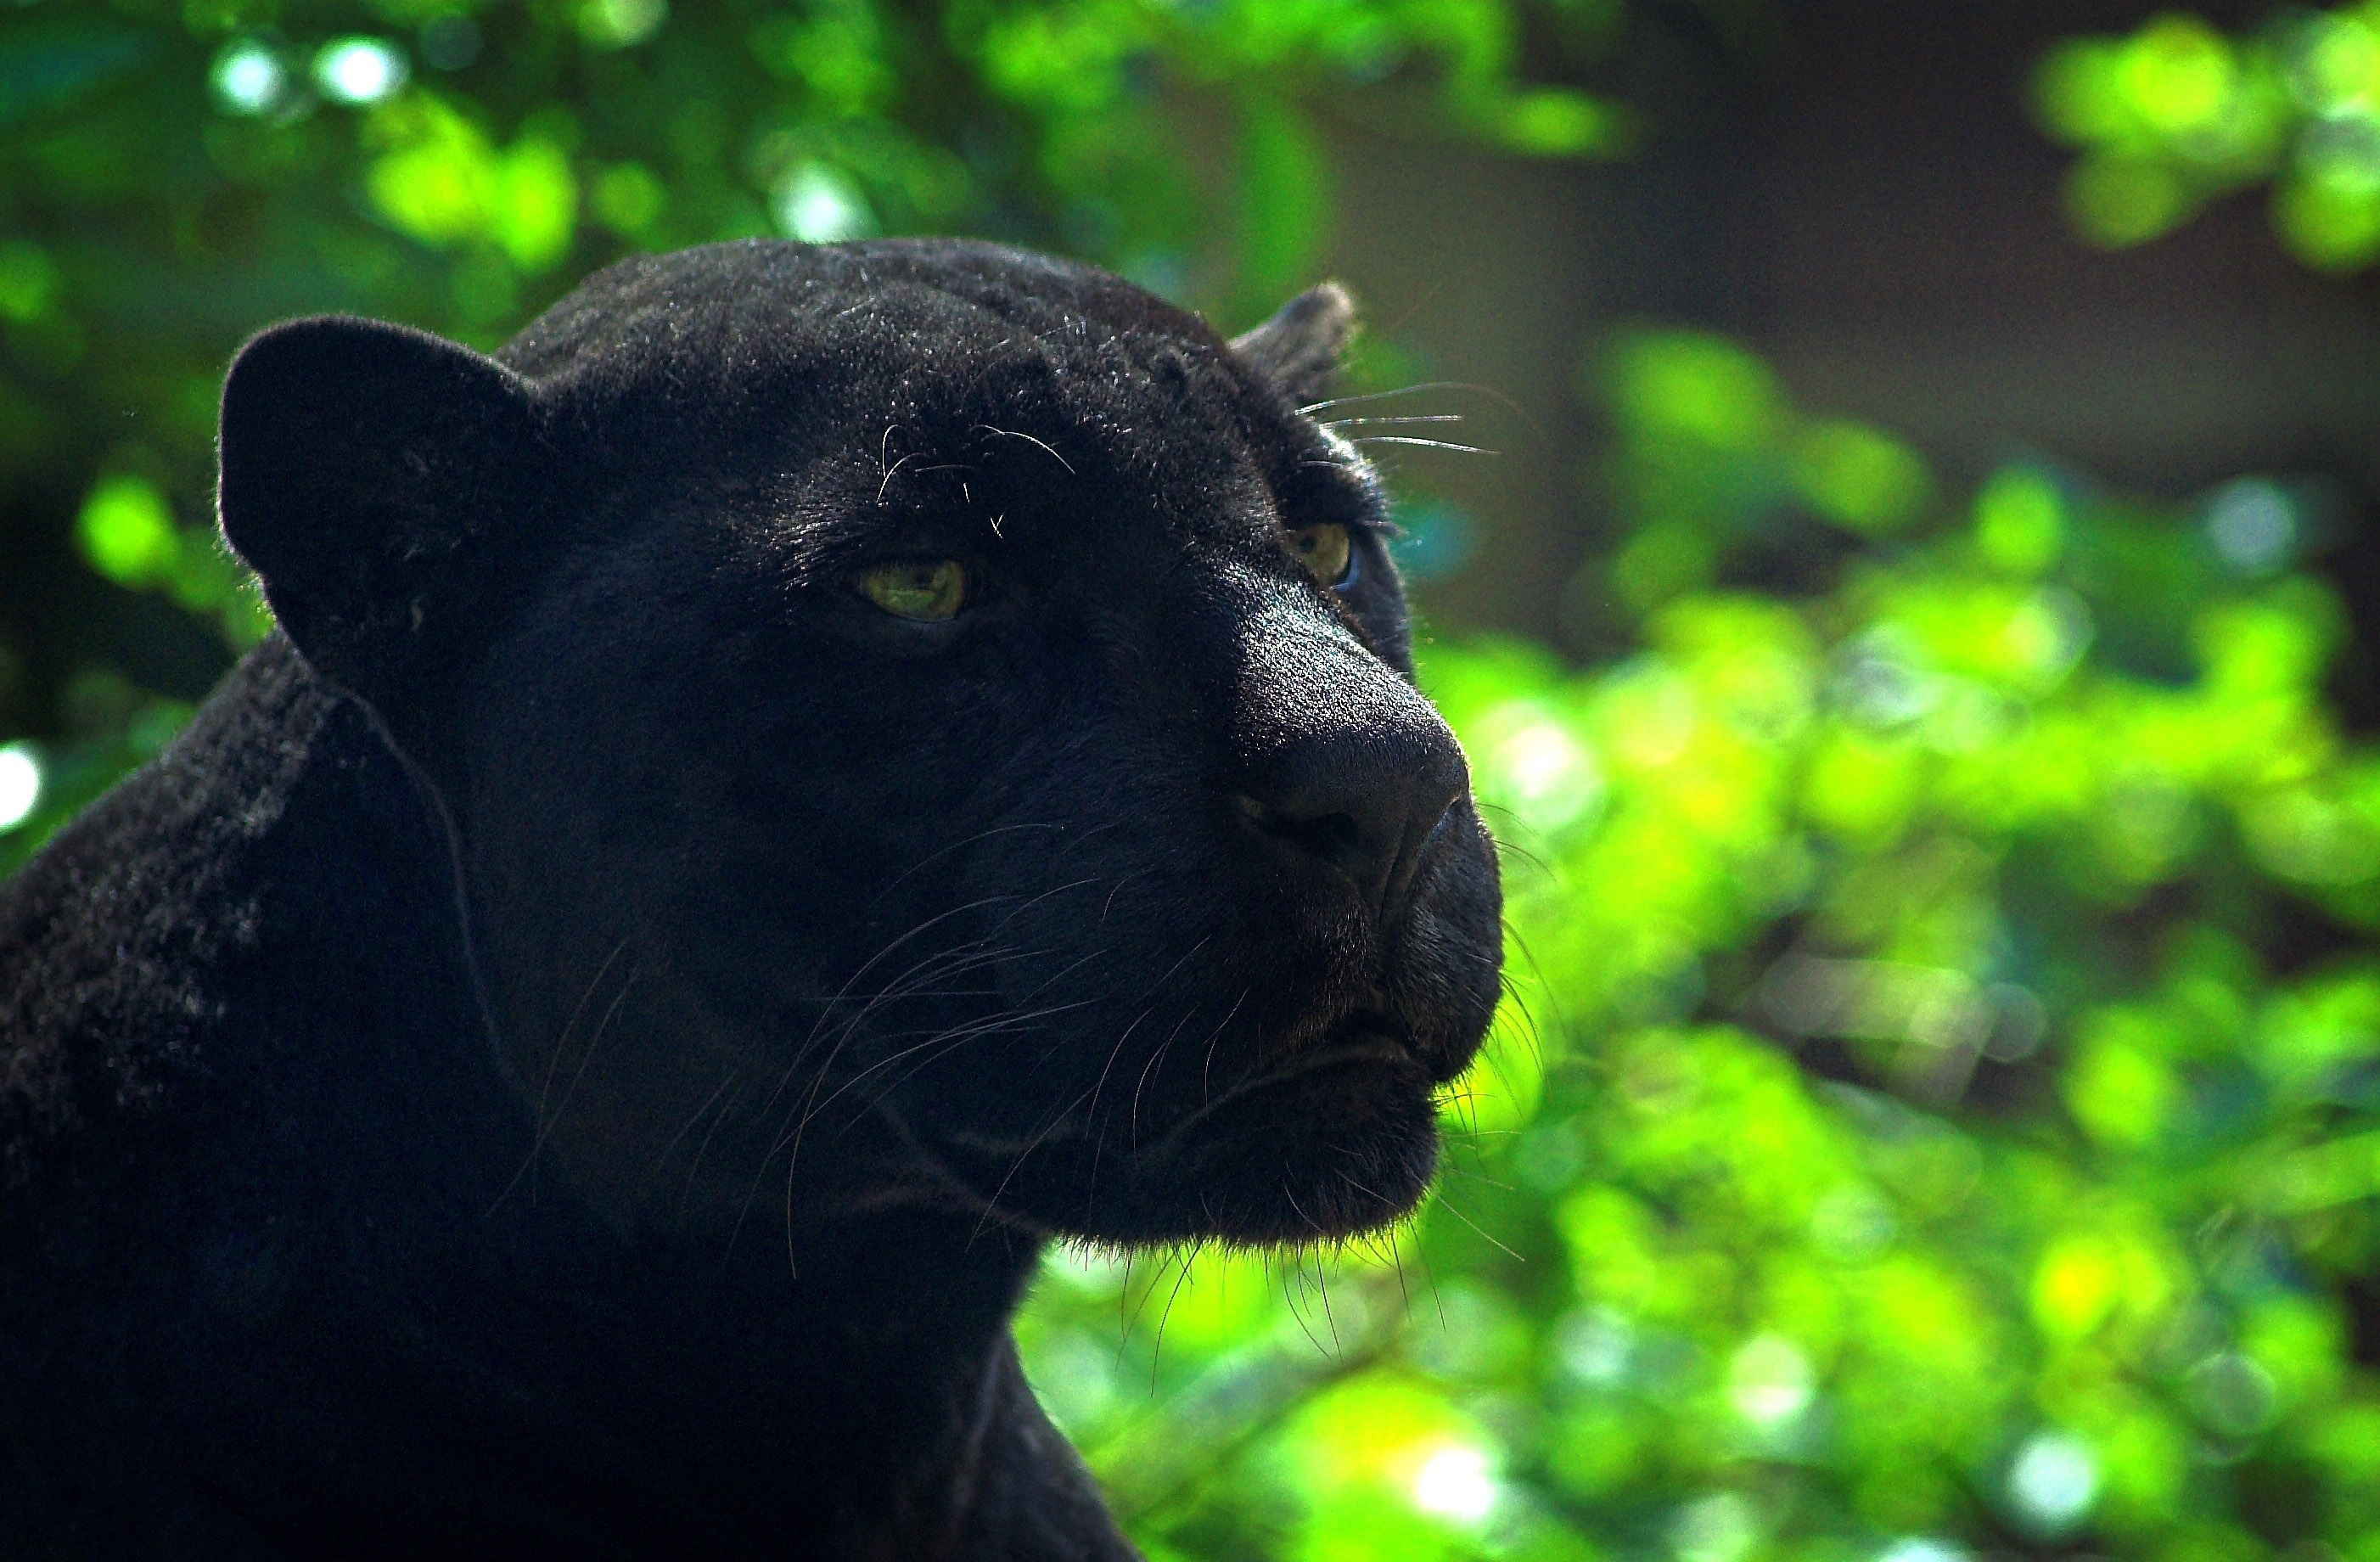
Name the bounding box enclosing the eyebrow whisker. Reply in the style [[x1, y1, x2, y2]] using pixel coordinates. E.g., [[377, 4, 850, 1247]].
[[973, 424, 1075, 475], [1346, 436, 1498, 456], [877, 451, 923, 504], [1298, 381, 1484, 413], [1299, 379, 1546, 441]]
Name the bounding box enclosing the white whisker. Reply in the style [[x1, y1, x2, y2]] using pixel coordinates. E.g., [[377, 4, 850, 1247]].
[[1346, 435, 1497, 456]]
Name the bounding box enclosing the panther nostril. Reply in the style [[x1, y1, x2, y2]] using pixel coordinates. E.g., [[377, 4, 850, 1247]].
[[1227, 654, 1471, 923], [1235, 793, 1365, 865], [1232, 751, 1460, 924]]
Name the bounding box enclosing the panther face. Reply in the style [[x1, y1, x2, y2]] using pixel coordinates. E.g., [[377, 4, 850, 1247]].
[[219, 239, 1502, 1250]]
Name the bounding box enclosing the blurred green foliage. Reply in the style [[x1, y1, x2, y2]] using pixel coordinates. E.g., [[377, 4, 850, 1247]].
[[2034, 3, 2380, 271], [12, 5, 2380, 1562]]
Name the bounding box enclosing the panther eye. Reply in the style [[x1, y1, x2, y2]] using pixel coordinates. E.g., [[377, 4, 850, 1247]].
[[1288, 523, 1354, 589], [856, 559, 968, 621]]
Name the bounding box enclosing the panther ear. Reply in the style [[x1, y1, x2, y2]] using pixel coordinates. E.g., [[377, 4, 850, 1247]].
[[1230, 282, 1357, 408], [218, 315, 548, 728]]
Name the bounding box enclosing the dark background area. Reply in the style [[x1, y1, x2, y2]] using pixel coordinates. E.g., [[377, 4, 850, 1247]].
[[1317, 0, 2380, 663]]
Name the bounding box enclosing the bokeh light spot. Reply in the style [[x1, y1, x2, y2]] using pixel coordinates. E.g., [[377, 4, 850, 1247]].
[[315, 39, 409, 105], [2007, 1431, 2097, 1530], [1811, 1184, 1897, 1260], [592, 162, 667, 236], [0, 241, 58, 324], [1878, 1540, 1968, 1562], [210, 42, 287, 116], [2205, 477, 2298, 572], [1411, 1444, 1497, 1523], [77, 475, 179, 587], [1557, 1306, 1635, 1386], [1487, 718, 1603, 833], [2119, 16, 2236, 132], [2032, 1235, 2122, 1337], [1973, 467, 2065, 574], [2186, 1351, 2278, 1436], [2288, 14, 2380, 112], [2301, 113, 2380, 194], [1791, 419, 1932, 533], [1726, 1334, 1815, 1426], [0, 744, 41, 833], [1834, 628, 1935, 727], [580, 0, 669, 49], [1606, 331, 1781, 452], [1672, 1492, 1757, 1562], [774, 163, 878, 243], [2277, 165, 2380, 269]]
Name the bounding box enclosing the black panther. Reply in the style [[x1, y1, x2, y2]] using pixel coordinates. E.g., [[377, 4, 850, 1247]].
[[0, 239, 1501, 1558]]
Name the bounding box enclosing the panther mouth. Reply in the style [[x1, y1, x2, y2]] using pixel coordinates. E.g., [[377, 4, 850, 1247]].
[[1148, 1009, 1412, 1149], [917, 991, 1469, 1245], [1075, 1007, 1443, 1241]]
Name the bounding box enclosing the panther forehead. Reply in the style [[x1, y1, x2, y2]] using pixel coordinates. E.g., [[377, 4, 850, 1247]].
[[490, 242, 1402, 579], [500, 237, 1245, 407], [513, 260, 1319, 558]]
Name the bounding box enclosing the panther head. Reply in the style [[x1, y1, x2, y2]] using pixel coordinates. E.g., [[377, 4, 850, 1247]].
[[216, 239, 1502, 1250]]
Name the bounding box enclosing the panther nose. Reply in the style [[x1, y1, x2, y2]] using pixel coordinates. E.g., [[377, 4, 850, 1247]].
[[1232, 705, 1469, 924]]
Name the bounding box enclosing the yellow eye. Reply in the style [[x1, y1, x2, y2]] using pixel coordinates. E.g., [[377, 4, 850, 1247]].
[[857, 559, 968, 621], [1288, 523, 1354, 588]]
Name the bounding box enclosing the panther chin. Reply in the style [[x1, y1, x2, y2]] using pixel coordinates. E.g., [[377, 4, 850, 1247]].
[[1125, 1031, 1450, 1246]]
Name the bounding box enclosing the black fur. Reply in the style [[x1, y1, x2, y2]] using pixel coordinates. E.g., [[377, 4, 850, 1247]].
[[0, 239, 1501, 1558]]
